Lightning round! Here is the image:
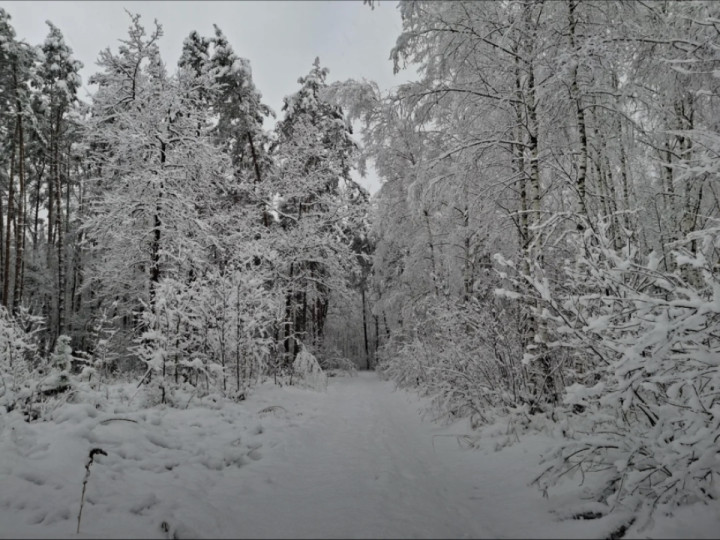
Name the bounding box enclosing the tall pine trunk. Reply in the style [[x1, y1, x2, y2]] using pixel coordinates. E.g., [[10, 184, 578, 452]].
[[54, 109, 66, 336], [4, 120, 17, 308], [12, 109, 25, 313]]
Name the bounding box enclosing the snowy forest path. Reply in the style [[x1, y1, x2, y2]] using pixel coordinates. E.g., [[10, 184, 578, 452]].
[[0, 371, 635, 539], [223, 371, 494, 539]]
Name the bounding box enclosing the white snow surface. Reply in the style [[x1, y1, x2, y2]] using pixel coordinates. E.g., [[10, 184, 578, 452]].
[[1, 371, 718, 539]]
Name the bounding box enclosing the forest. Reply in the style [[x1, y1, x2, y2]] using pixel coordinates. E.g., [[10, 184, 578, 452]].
[[1, 0, 719, 534]]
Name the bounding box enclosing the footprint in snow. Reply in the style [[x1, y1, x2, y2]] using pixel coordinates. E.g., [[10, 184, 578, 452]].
[[129, 492, 160, 515], [237, 440, 262, 461], [42, 506, 71, 525], [28, 510, 46, 525], [161, 520, 199, 540], [146, 432, 182, 450], [18, 470, 45, 486]]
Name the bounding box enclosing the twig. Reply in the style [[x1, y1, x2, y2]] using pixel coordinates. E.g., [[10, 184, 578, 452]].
[[258, 405, 288, 415], [99, 417, 138, 425], [77, 447, 108, 534], [127, 367, 153, 405], [185, 391, 196, 409], [431, 433, 475, 451]]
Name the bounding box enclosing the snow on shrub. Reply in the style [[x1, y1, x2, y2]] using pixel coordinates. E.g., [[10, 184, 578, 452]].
[[377, 293, 528, 427], [0, 306, 43, 416], [317, 344, 357, 375], [518, 216, 720, 525], [130, 271, 277, 405], [292, 347, 328, 391], [39, 335, 75, 397]]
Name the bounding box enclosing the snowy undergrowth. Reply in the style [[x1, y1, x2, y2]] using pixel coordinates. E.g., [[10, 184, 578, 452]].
[[0, 378, 319, 539], [501, 218, 720, 532], [378, 215, 720, 537], [379, 345, 720, 539], [420, 404, 720, 539]]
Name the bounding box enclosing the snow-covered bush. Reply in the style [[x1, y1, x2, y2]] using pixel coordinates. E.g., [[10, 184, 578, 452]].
[[0, 306, 42, 415], [316, 344, 357, 375], [518, 215, 720, 524], [131, 269, 278, 405], [292, 346, 328, 391], [377, 293, 529, 427], [37, 335, 75, 397], [193, 269, 276, 396], [377, 333, 432, 389], [88, 307, 120, 380]]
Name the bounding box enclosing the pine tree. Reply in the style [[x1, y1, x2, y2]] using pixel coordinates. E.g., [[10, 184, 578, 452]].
[[0, 9, 38, 314], [270, 58, 366, 364], [208, 25, 272, 186], [35, 21, 83, 343]]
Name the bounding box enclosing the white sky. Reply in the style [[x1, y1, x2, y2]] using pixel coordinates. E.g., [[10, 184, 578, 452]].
[[4, 0, 404, 194]]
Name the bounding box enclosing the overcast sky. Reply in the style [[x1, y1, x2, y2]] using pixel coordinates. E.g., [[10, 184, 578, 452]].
[[4, 0, 404, 194]]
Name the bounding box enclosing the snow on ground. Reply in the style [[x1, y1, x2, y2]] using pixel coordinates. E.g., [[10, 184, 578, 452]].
[[1, 371, 718, 539]]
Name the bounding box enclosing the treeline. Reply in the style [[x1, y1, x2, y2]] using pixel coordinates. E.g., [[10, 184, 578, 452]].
[[0, 10, 371, 409], [340, 0, 720, 524]]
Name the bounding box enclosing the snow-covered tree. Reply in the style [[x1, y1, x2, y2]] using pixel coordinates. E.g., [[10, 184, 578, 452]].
[[268, 58, 368, 367], [366, 3, 720, 526], [83, 14, 229, 368], [0, 9, 39, 316], [33, 21, 83, 343], [208, 25, 273, 186]]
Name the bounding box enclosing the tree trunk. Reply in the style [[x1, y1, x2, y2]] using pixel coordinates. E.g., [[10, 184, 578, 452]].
[[150, 141, 166, 307], [361, 285, 369, 369], [374, 314, 379, 357], [54, 110, 66, 335], [4, 120, 18, 308], [65, 144, 71, 235], [71, 173, 85, 316], [12, 110, 25, 313], [236, 278, 242, 391], [47, 137, 54, 250], [461, 199, 472, 303], [247, 132, 271, 228], [423, 208, 440, 296], [0, 162, 4, 300], [524, 2, 555, 407], [248, 131, 262, 185], [568, 0, 589, 223], [284, 262, 295, 365], [33, 159, 43, 251]]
